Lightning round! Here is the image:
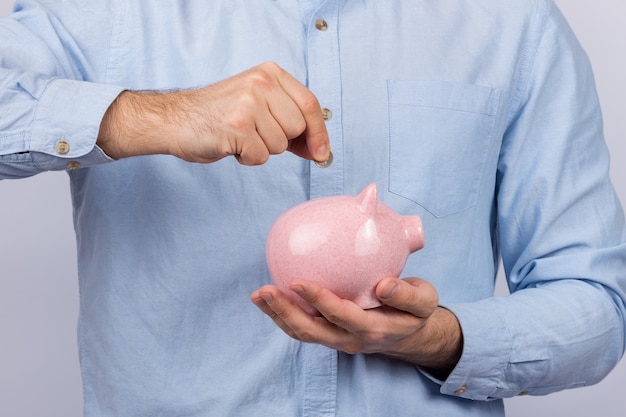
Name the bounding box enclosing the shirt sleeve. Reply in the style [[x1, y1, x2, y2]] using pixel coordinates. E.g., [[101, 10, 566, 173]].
[[0, 1, 125, 179], [441, 1, 626, 400]]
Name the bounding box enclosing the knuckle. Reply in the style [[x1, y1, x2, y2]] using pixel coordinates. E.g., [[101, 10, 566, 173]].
[[302, 288, 323, 305], [258, 60, 281, 73], [288, 119, 307, 139], [362, 331, 386, 346], [257, 60, 276, 70], [219, 140, 236, 157], [319, 304, 349, 326], [267, 310, 281, 322], [400, 280, 439, 311], [279, 139, 289, 153], [226, 107, 256, 132], [417, 283, 439, 309], [255, 153, 271, 165], [405, 291, 423, 308], [321, 310, 344, 325], [246, 67, 276, 91], [239, 149, 269, 166], [299, 93, 321, 114], [269, 139, 289, 155], [268, 303, 293, 324]]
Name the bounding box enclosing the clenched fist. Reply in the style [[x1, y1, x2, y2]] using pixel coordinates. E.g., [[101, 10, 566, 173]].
[[97, 62, 330, 165]]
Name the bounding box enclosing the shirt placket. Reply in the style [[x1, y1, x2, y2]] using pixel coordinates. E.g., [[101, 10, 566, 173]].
[[301, 1, 341, 416], [307, 0, 343, 200]]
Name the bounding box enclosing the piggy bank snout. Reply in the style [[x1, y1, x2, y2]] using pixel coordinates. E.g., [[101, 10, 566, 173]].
[[403, 216, 425, 253]]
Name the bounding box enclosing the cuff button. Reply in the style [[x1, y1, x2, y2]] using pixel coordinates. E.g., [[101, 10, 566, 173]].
[[454, 385, 467, 395], [56, 140, 70, 155]]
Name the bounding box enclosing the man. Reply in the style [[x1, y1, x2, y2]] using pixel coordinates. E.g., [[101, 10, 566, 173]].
[[1, 1, 625, 416]]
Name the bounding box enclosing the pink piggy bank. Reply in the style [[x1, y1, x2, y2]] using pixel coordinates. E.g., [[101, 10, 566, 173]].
[[266, 183, 425, 315]]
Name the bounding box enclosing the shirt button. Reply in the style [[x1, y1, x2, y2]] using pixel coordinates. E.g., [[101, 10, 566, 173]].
[[66, 161, 81, 170], [56, 140, 70, 155], [454, 385, 467, 395], [315, 19, 328, 31], [322, 108, 332, 121]]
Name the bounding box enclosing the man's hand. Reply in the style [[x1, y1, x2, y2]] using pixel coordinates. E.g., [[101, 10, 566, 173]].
[[250, 277, 463, 380], [97, 62, 330, 165]]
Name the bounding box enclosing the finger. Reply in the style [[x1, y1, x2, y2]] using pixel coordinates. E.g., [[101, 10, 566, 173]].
[[250, 286, 301, 339], [234, 133, 271, 165], [262, 83, 308, 141], [223, 63, 310, 162], [251, 285, 354, 347], [289, 279, 372, 333], [267, 64, 330, 162], [376, 277, 439, 318], [286, 133, 324, 162], [253, 110, 289, 155], [288, 279, 426, 354]]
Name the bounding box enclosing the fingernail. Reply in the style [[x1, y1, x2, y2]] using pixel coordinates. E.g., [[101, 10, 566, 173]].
[[261, 293, 274, 305], [316, 144, 328, 160], [314, 149, 333, 168], [290, 285, 305, 296], [379, 281, 398, 299]]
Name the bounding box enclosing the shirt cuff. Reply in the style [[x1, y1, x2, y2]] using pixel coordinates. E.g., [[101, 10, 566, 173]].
[[437, 300, 514, 401], [28, 77, 125, 167]]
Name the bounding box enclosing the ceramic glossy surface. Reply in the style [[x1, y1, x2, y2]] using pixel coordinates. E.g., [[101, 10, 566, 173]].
[[266, 183, 425, 314]]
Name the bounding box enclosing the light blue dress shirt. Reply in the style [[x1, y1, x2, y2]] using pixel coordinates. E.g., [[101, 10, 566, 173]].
[[2, 1, 626, 416]]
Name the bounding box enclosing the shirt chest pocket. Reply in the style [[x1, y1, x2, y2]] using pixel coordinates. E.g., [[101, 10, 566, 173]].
[[388, 80, 501, 217]]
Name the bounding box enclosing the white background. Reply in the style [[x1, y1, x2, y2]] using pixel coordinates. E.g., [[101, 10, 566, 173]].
[[1, 1, 624, 416]]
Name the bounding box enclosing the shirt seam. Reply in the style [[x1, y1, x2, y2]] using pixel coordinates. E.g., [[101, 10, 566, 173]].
[[503, 0, 551, 129]]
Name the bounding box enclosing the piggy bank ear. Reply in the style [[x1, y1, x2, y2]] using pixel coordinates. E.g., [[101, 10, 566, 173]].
[[357, 183, 378, 216]]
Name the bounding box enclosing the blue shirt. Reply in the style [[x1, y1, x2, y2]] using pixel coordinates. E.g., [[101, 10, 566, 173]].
[[2, 1, 626, 416]]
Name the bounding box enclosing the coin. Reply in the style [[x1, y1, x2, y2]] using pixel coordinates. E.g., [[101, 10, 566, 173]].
[[314, 150, 334, 168]]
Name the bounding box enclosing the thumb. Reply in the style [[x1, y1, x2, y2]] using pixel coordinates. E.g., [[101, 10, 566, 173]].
[[376, 277, 439, 318], [287, 131, 330, 162]]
